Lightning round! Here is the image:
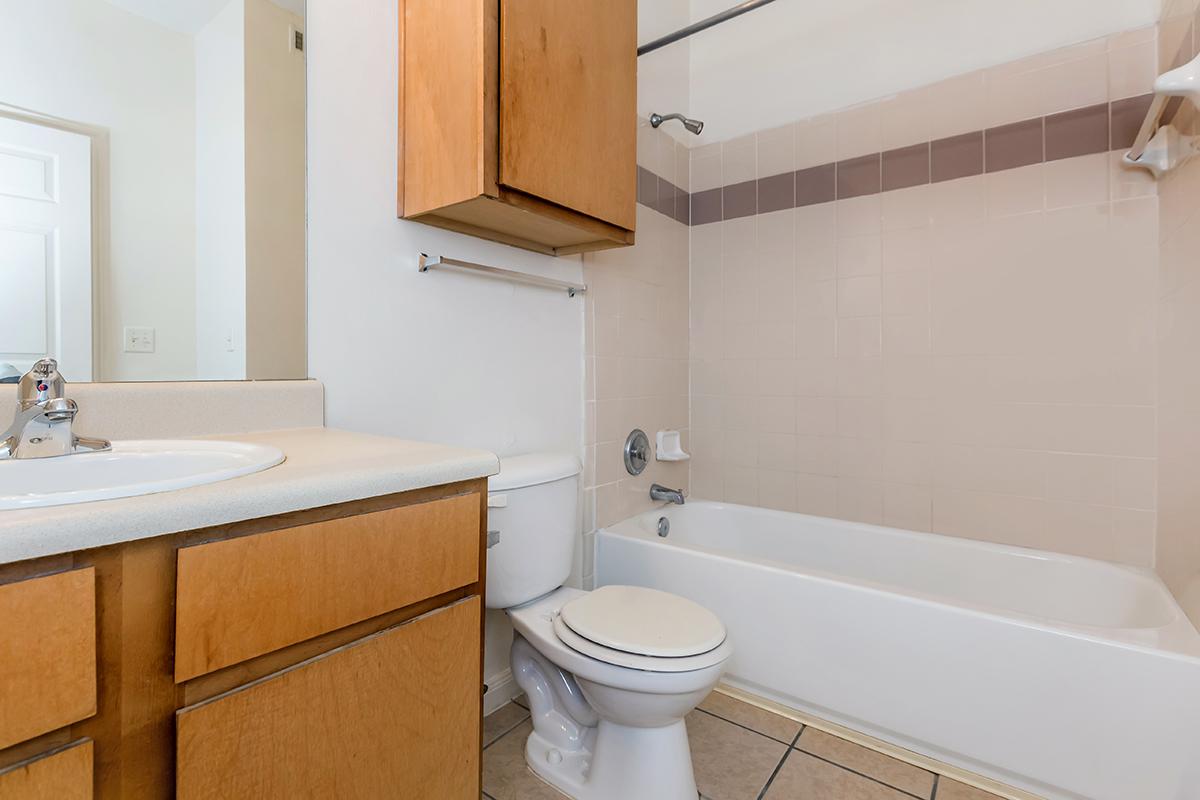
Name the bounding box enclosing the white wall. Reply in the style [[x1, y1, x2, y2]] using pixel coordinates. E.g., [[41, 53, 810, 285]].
[[306, 0, 585, 692], [0, 0, 198, 380], [685, 0, 1161, 142], [637, 0, 692, 146], [194, 0, 247, 379]]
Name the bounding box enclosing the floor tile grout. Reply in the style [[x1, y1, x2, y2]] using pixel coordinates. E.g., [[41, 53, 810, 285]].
[[483, 711, 531, 752], [756, 725, 805, 799], [697, 705, 932, 799], [695, 707, 798, 746], [487, 694, 994, 800], [790, 744, 933, 800]]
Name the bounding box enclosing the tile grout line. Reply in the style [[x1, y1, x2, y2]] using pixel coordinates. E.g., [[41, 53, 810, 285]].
[[695, 706, 799, 746], [482, 708, 532, 752], [699, 701, 937, 799], [791, 745, 933, 800], [756, 725, 805, 800]]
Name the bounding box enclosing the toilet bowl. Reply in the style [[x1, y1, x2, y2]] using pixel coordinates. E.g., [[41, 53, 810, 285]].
[[486, 453, 732, 800]]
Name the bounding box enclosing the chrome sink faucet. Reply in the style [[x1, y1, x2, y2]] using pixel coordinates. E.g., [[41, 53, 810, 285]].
[[650, 483, 686, 505], [0, 359, 110, 460]]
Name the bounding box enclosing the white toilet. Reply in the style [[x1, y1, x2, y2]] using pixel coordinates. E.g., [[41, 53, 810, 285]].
[[487, 453, 731, 800]]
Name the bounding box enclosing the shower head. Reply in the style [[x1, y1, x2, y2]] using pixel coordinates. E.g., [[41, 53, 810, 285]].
[[650, 112, 704, 135]]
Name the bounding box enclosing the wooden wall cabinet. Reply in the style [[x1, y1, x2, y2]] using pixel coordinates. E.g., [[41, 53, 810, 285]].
[[0, 479, 487, 800], [399, 0, 638, 256]]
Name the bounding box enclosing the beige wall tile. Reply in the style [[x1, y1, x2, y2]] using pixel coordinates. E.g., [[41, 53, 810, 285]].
[[1045, 153, 1111, 209], [836, 101, 883, 161], [678, 25, 1166, 569], [1109, 37, 1159, 99], [879, 87, 932, 152], [796, 114, 838, 170]]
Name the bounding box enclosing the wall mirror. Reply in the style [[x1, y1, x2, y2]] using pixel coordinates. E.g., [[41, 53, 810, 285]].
[[0, 0, 306, 383]]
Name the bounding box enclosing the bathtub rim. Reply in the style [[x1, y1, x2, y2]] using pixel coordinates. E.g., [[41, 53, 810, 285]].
[[597, 500, 1200, 661]]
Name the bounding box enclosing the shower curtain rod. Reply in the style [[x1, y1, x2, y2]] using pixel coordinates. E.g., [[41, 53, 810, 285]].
[[637, 0, 779, 57]]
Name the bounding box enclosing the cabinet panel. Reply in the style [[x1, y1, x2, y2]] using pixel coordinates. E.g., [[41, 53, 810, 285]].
[[176, 492, 481, 681], [0, 739, 92, 800], [499, 0, 636, 230], [177, 597, 481, 800], [0, 569, 96, 749], [400, 0, 496, 217]]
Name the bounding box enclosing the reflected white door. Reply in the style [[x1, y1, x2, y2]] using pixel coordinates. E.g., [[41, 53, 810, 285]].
[[0, 116, 92, 381]]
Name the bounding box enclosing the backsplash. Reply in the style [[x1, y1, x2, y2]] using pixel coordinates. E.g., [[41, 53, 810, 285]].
[[687, 29, 1162, 566]]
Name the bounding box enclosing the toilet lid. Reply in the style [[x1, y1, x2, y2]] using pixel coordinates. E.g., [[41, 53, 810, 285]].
[[558, 585, 726, 658]]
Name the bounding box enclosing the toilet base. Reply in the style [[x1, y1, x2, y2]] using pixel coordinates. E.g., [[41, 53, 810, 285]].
[[523, 718, 699, 800]]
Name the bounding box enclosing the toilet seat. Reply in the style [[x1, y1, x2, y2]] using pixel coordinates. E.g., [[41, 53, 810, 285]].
[[553, 614, 728, 672], [551, 585, 728, 673], [559, 585, 727, 657]]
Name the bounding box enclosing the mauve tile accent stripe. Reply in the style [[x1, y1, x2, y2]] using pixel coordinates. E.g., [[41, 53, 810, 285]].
[[682, 92, 1155, 225], [758, 172, 795, 214], [636, 166, 657, 207], [985, 118, 1043, 173], [1045, 103, 1109, 161], [796, 163, 836, 207], [655, 177, 678, 218], [1111, 94, 1154, 150], [837, 154, 881, 199], [723, 179, 758, 220], [691, 187, 723, 225], [931, 131, 983, 183], [673, 190, 691, 225], [881, 144, 929, 192]]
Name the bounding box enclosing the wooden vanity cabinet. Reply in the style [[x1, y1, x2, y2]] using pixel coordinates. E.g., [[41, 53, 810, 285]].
[[399, 0, 637, 255], [0, 479, 488, 800]]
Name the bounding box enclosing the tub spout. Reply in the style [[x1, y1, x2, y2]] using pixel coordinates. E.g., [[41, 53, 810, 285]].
[[650, 484, 686, 505]]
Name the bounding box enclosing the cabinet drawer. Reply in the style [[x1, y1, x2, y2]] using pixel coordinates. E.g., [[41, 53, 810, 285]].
[[0, 739, 93, 800], [0, 569, 96, 749], [177, 597, 481, 800], [175, 492, 481, 681]]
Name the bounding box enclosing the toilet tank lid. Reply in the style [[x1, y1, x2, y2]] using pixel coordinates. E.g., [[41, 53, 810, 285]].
[[489, 452, 581, 491]]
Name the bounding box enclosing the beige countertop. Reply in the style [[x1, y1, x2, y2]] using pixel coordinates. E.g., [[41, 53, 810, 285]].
[[0, 427, 499, 565]]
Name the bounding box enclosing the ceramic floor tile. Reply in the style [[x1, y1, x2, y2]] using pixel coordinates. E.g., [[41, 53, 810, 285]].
[[686, 709, 790, 799], [698, 691, 803, 744], [797, 727, 936, 797], [481, 720, 569, 800], [936, 777, 1007, 800], [763, 750, 913, 799], [484, 701, 531, 748]]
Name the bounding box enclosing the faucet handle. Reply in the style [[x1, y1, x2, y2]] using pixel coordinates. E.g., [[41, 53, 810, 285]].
[[18, 358, 65, 409]]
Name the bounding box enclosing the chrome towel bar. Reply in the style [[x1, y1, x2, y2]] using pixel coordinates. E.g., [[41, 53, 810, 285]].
[[417, 253, 587, 298]]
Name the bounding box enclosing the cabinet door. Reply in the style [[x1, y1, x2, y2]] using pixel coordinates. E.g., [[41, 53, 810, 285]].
[[0, 739, 93, 800], [175, 491, 481, 681], [0, 569, 96, 749], [499, 0, 636, 230], [176, 597, 481, 800]]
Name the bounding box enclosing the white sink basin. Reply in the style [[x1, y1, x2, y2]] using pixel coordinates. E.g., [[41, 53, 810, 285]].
[[0, 440, 285, 510]]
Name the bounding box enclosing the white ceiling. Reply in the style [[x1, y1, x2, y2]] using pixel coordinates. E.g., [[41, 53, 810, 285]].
[[659, 0, 1162, 143], [102, 0, 303, 35]]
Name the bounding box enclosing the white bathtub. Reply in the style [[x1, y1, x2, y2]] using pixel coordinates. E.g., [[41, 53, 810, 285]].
[[595, 501, 1200, 800]]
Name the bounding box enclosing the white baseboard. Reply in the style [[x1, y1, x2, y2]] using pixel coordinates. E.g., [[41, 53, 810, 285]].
[[483, 668, 520, 716]]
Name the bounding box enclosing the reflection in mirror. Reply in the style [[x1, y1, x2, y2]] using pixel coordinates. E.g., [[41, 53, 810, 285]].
[[0, 0, 306, 383]]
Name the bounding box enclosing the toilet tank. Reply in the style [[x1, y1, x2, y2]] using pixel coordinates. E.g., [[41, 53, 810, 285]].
[[485, 452, 581, 609]]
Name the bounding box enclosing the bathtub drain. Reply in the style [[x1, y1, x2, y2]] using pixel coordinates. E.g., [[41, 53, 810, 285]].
[[657, 516, 670, 537]]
